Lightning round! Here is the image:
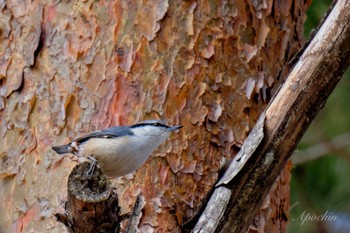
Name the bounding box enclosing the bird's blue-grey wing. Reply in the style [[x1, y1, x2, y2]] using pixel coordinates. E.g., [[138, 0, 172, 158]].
[[74, 126, 133, 143]]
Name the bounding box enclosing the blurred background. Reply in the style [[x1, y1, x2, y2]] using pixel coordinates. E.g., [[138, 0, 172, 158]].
[[288, 0, 350, 232]]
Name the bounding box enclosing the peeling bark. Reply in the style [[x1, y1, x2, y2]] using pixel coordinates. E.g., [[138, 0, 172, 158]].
[[0, 0, 310, 232], [193, 1, 350, 232]]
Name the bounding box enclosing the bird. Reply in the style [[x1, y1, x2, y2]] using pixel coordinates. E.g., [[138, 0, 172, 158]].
[[52, 119, 182, 178]]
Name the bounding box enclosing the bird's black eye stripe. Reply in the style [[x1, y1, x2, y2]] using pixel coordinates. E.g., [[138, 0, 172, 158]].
[[154, 122, 168, 127], [131, 122, 169, 128]]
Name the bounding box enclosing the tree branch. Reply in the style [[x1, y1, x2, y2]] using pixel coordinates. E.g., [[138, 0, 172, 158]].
[[292, 132, 350, 165], [192, 1, 350, 232], [55, 162, 121, 233]]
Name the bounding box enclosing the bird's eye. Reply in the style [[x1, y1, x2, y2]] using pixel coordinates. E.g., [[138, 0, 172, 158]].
[[154, 122, 166, 127]]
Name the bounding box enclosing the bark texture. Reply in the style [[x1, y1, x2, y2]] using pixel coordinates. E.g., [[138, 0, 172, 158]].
[[193, 1, 350, 232], [0, 1, 308, 232], [55, 162, 121, 233]]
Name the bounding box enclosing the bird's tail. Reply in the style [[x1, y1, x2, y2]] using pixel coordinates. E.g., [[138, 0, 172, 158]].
[[52, 145, 72, 154]]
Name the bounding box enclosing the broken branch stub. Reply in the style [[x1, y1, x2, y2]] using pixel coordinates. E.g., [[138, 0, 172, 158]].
[[55, 162, 121, 233]]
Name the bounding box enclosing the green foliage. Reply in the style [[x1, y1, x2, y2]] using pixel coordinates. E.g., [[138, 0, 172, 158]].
[[304, 0, 333, 38]]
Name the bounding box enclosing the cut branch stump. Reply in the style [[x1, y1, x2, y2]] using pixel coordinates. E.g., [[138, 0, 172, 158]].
[[55, 162, 121, 233]]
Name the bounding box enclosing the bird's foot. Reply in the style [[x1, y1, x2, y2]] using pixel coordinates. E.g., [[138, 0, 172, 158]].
[[86, 156, 97, 178]]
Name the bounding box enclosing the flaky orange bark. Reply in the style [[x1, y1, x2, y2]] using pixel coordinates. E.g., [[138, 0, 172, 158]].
[[0, 0, 309, 232]]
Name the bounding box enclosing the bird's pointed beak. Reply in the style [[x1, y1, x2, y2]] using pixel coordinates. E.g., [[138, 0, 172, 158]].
[[168, 125, 183, 131]]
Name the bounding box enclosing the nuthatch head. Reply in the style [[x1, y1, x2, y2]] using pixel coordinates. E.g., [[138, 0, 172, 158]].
[[52, 120, 182, 177]]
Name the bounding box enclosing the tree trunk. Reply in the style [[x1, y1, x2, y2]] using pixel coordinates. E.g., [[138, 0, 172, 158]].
[[193, 1, 350, 232], [0, 0, 309, 232]]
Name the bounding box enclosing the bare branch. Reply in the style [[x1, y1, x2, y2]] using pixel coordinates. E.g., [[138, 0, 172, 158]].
[[193, 187, 231, 233], [293, 132, 350, 165], [192, 1, 350, 232]]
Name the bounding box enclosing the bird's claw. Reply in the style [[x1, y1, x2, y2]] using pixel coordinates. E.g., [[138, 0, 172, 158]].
[[86, 156, 97, 178]]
